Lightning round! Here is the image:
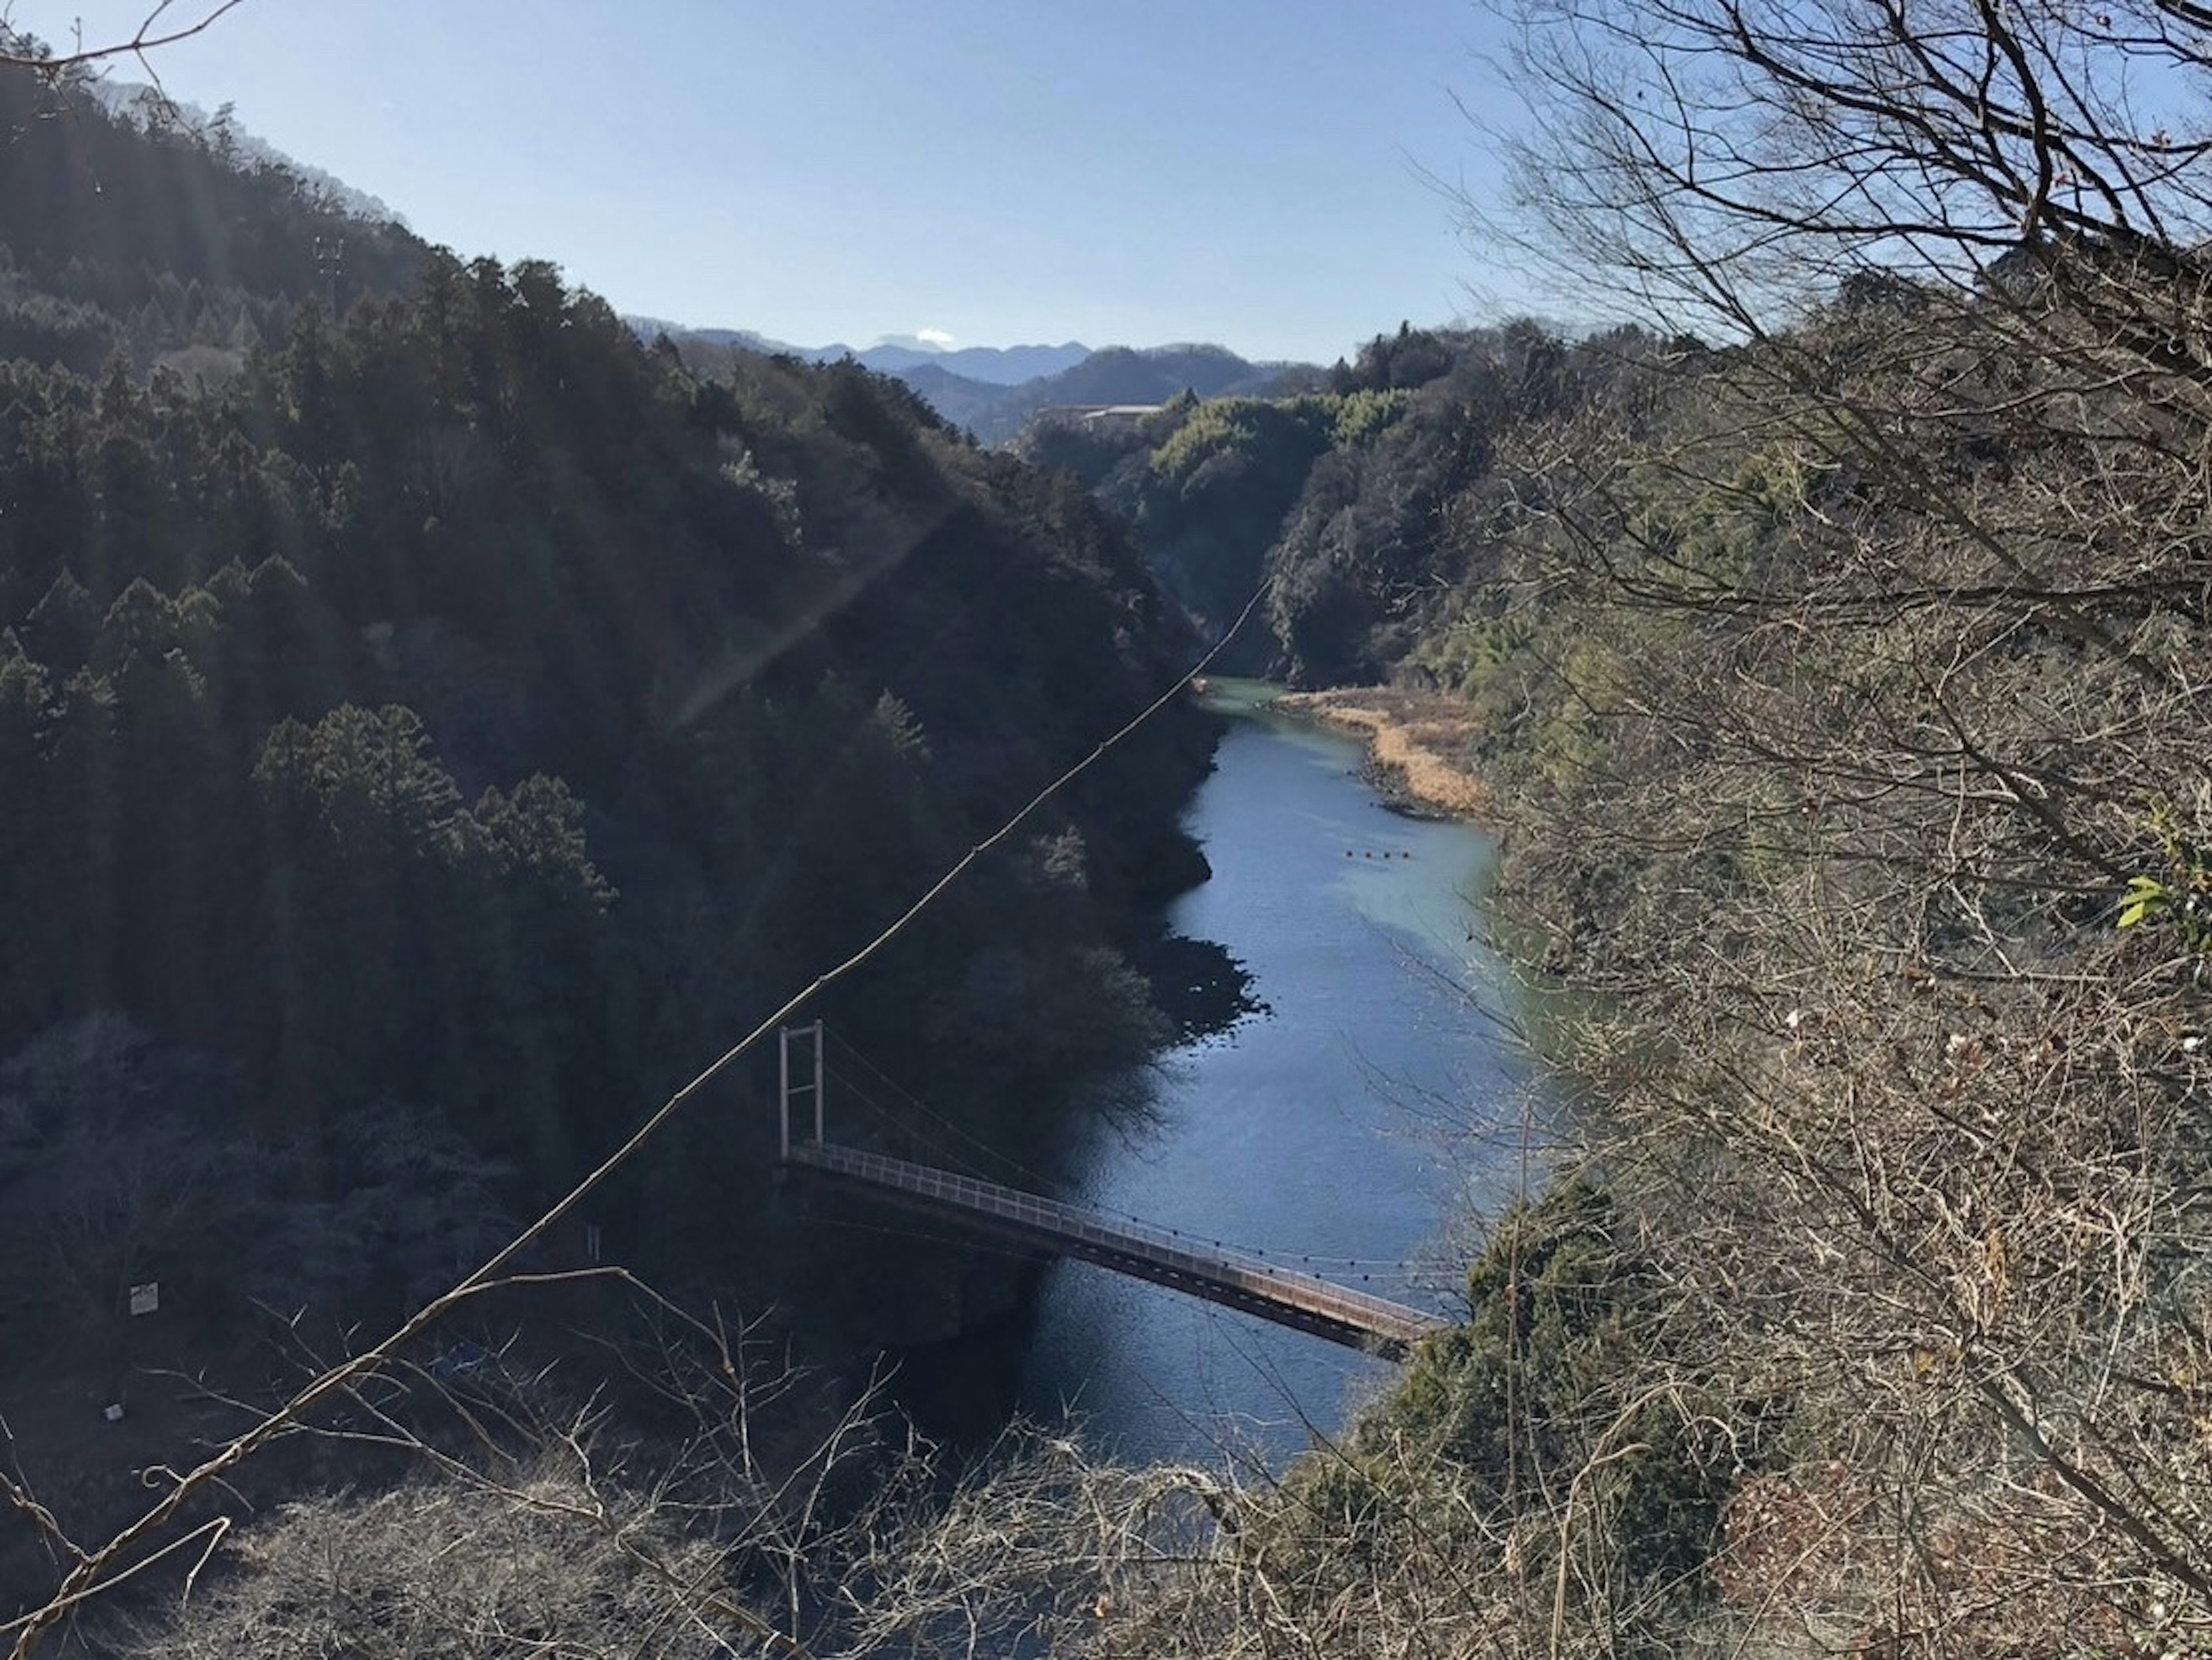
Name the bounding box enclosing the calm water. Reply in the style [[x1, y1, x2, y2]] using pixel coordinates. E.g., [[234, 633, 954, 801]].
[[1016, 685, 1531, 1469]]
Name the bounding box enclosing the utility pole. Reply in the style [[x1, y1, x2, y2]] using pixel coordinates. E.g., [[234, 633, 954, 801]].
[[312, 235, 344, 315]]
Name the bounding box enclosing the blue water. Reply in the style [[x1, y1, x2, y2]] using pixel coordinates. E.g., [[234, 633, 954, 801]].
[[1017, 689, 1532, 1470]]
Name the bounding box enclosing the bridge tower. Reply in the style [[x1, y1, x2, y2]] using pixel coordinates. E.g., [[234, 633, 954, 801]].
[[778, 1022, 825, 1159]]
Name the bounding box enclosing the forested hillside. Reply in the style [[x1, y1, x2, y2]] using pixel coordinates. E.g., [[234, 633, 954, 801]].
[[968, 344, 1308, 443], [910, 2, 2212, 1652], [23, 1, 2212, 1655], [0, 52, 1217, 1438], [1020, 322, 1571, 680], [995, 2, 2212, 1653], [660, 331, 1319, 449], [0, 31, 423, 376]]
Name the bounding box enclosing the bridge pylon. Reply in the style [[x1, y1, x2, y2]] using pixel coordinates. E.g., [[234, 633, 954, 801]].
[[779, 1021, 824, 1159]]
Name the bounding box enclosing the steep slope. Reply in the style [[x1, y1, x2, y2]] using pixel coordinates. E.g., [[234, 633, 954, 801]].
[[1, 264, 1217, 1342], [0, 56, 1226, 1408], [1017, 325, 1560, 680], [0, 38, 424, 371]]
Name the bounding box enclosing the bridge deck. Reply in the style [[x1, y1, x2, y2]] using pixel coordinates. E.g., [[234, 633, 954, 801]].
[[785, 1140, 1448, 1360]]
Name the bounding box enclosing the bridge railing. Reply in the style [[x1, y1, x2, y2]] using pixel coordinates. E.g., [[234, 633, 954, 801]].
[[787, 1140, 1446, 1343]]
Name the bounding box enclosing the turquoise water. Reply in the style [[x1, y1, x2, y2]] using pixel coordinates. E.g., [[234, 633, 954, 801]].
[[1016, 689, 1532, 1469]]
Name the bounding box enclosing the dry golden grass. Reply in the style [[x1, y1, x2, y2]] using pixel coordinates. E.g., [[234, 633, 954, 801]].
[[1273, 688, 1488, 818]]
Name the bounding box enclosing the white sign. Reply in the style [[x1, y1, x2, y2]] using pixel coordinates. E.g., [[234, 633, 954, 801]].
[[128, 1282, 158, 1317]]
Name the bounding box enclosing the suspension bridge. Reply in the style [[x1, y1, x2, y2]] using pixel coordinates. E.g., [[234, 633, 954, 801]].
[[776, 1023, 1450, 1360]]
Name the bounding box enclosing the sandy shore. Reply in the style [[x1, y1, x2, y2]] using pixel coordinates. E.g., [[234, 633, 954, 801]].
[[1271, 687, 1488, 819]]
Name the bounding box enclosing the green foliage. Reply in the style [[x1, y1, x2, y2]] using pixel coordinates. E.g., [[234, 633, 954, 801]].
[[2118, 798, 2212, 959], [0, 287, 119, 375], [1410, 610, 1537, 700], [1321, 386, 1411, 449], [1321, 1181, 1730, 1593], [0, 234, 1213, 1361], [719, 443, 804, 543], [1327, 321, 1464, 394], [255, 704, 465, 856], [471, 774, 616, 909], [1096, 397, 1340, 669], [1618, 447, 1812, 595], [1093, 327, 1563, 685], [1147, 397, 1333, 485], [251, 1102, 514, 1319]]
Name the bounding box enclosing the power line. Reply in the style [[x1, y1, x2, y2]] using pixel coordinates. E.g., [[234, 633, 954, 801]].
[[21, 577, 1285, 1650]]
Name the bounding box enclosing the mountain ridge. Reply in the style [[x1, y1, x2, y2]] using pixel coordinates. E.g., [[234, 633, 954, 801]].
[[638, 320, 1323, 444], [624, 320, 1092, 386]]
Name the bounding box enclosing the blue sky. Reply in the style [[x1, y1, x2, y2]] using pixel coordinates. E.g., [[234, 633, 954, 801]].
[[12, 1, 1522, 361]]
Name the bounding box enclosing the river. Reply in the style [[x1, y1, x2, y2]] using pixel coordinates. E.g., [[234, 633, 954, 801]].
[[1007, 682, 1530, 1469]]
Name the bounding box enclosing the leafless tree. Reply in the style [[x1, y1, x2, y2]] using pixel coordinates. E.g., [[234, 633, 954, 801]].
[[0, 3, 247, 80], [1420, 0, 2212, 1650]]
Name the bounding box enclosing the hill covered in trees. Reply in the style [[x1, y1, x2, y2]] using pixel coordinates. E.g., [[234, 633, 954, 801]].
[[979, 1, 2212, 1651], [624, 324, 1092, 387], [970, 343, 1312, 441], [0, 39, 1222, 1556], [1017, 321, 1566, 681], [0, 29, 425, 377], [25, 0, 2212, 1654], [656, 324, 1317, 447]]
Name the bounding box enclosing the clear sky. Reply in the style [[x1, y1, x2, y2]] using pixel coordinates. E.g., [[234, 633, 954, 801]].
[[9, 0, 1521, 362]]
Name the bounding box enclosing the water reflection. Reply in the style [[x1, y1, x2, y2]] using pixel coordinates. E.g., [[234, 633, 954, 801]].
[[1018, 689, 1528, 1469]]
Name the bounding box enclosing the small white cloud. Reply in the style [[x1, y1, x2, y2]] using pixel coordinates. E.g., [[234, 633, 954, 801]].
[[916, 327, 957, 350]]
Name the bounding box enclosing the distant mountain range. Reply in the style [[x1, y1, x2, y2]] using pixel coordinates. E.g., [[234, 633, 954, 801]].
[[631, 320, 1321, 444], [963, 345, 1317, 441], [624, 322, 1089, 387]]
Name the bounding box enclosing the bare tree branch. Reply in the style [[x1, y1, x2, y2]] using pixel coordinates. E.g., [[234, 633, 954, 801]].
[[0, 3, 248, 77]]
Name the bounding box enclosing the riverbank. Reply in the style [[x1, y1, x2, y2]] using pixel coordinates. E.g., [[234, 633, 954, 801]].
[[1010, 702, 1508, 1465], [1269, 688, 1488, 819]]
